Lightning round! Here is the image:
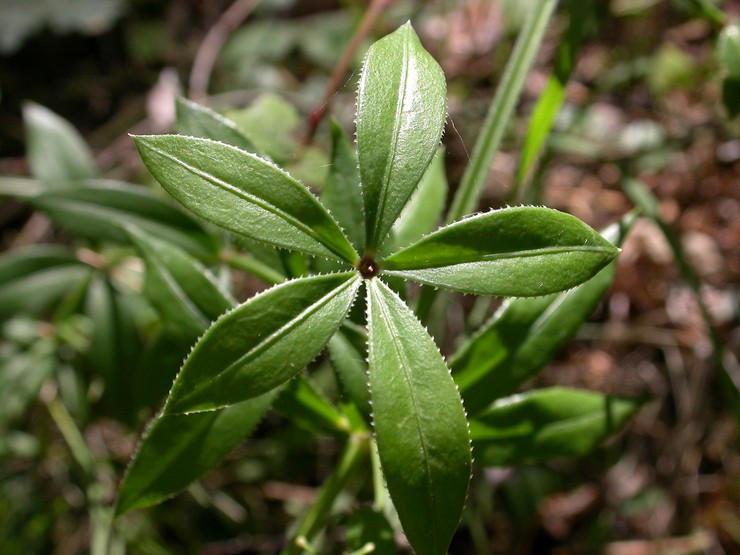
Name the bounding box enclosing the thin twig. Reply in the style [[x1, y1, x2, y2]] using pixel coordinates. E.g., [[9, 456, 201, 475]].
[[189, 0, 260, 103], [301, 0, 395, 148]]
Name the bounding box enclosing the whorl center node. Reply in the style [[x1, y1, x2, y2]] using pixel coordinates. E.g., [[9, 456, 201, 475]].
[[357, 256, 380, 279]]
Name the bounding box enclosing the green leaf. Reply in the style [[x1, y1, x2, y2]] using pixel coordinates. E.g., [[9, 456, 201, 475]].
[[273, 375, 349, 437], [175, 97, 258, 153], [383, 206, 619, 297], [84, 275, 142, 424], [345, 507, 397, 555], [451, 214, 634, 413], [224, 93, 300, 164], [367, 279, 470, 555], [115, 390, 276, 515], [0, 339, 56, 427], [470, 388, 645, 466], [0, 176, 45, 198], [133, 135, 358, 264], [357, 22, 446, 251], [387, 147, 447, 252], [328, 324, 371, 420], [718, 24, 740, 78], [126, 226, 234, 342], [31, 180, 217, 256], [164, 272, 361, 414], [0, 246, 92, 321], [320, 120, 365, 253], [23, 102, 95, 186]]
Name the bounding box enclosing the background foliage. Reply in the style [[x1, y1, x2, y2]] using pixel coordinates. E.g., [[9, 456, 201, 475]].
[[0, 0, 738, 554]]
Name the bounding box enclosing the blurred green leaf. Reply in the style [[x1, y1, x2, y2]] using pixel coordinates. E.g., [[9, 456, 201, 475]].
[[345, 507, 396, 555], [84, 275, 143, 424], [718, 23, 740, 78], [273, 375, 348, 437], [470, 387, 646, 465], [31, 180, 218, 256], [23, 102, 95, 186], [383, 207, 618, 297], [115, 390, 277, 515], [126, 226, 234, 342], [367, 279, 470, 555], [133, 135, 357, 263], [175, 97, 258, 154], [224, 94, 300, 163], [0, 338, 56, 427], [0, 246, 92, 322], [357, 22, 447, 251]]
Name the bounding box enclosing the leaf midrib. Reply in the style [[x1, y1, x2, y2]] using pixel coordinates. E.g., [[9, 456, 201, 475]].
[[371, 33, 411, 249], [385, 244, 612, 270]]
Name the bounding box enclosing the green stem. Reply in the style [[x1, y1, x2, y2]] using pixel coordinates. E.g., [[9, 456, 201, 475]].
[[446, 0, 559, 223], [46, 393, 114, 555], [220, 249, 285, 284], [281, 433, 370, 555]]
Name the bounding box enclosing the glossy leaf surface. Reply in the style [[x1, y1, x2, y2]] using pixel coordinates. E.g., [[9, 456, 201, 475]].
[[115, 391, 276, 515], [383, 206, 618, 297], [451, 215, 634, 413], [164, 272, 361, 414], [23, 102, 95, 186], [175, 97, 258, 153], [357, 22, 446, 251], [367, 279, 470, 555], [32, 180, 217, 256], [133, 135, 357, 263], [127, 226, 234, 341], [470, 388, 645, 466]]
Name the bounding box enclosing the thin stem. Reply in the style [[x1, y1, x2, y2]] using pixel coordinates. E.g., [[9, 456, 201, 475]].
[[301, 0, 396, 147], [220, 248, 286, 284], [45, 389, 114, 555], [281, 433, 370, 555], [446, 0, 559, 224], [189, 0, 260, 103]]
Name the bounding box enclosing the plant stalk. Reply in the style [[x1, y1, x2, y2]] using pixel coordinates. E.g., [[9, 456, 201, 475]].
[[220, 249, 286, 284], [281, 433, 370, 555]]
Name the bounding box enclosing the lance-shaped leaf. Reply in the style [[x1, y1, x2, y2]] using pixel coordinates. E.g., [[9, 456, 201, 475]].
[[320, 120, 364, 253], [450, 213, 635, 413], [387, 147, 447, 253], [470, 388, 646, 466], [115, 390, 277, 515], [328, 323, 371, 421], [0, 246, 92, 321], [133, 135, 358, 264], [383, 206, 618, 297], [175, 97, 258, 154], [357, 22, 446, 251], [367, 279, 470, 555], [32, 180, 217, 256], [23, 102, 95, 186], [164, 272, 361, 414], [126, 226, 235, 341]]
